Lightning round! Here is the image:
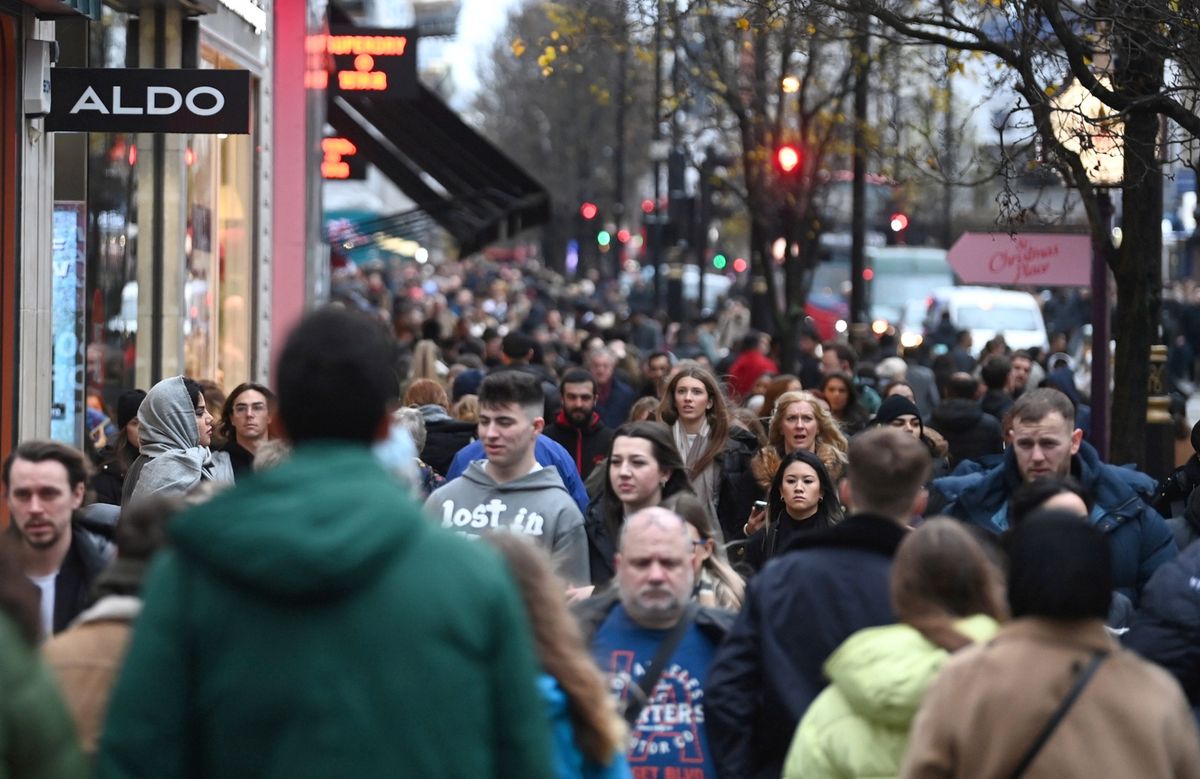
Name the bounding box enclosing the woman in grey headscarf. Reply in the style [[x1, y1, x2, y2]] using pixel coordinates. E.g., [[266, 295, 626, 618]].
[[122, 376, 235, 503]]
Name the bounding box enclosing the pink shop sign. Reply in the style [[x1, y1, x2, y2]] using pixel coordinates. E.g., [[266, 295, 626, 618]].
[[948, 232, 1092, 287]]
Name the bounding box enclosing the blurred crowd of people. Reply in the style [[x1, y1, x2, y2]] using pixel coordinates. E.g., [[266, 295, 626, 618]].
[[4, 259, 1200, 778]]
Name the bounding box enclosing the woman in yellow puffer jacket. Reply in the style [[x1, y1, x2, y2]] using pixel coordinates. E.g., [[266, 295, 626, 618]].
[[783, 518, 1008, 779]]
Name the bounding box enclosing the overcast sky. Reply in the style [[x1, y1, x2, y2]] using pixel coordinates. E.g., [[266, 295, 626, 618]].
[[444, 0, 520, 100]]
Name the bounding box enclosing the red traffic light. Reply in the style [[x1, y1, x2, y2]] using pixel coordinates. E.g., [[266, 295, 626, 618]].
[[580, 202, 599, 220], [641, 198, 655, 214], [889, 212, 909, 232], [775, 144, 801, 174], [617, 229, 631, 243], [732, 257, 748, 273]]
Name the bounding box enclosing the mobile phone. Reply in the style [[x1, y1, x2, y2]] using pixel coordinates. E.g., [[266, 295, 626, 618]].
[[753, 500, 768, 509]]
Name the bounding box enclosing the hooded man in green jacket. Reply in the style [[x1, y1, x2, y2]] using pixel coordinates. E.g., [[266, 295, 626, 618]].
[[96, 307, 554, 779]]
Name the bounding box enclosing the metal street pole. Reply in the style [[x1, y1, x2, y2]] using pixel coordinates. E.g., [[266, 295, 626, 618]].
[[650, 0, 664, 311], [1090, 191, 1112, 460], [849, 11, 870, 331]]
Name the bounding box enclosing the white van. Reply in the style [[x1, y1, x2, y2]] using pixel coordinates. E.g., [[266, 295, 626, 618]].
[[926, 286, 1049, 352]]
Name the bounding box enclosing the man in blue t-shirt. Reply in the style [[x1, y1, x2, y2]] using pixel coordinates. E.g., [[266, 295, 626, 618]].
[[577, 508, 734, 779]]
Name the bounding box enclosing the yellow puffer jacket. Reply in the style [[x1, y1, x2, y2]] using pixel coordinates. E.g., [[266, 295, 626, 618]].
[[783, 615, 999, 779]]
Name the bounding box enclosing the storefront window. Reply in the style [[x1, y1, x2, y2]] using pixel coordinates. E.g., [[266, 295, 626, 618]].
[[84, 7, 138, 412], [184, 47, 256, 388]]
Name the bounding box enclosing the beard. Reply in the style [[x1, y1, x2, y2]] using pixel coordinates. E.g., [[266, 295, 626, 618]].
[[567, 408, 592, 426]]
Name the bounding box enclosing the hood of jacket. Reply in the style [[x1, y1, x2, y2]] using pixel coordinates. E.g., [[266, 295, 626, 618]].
[[167, 442, 423, 602], [930, 398, 985, 431], [824, 615, 999, 728], [138, 376, 200, 455], [454, 460, 574, 501], [419, 404, 453, 424]]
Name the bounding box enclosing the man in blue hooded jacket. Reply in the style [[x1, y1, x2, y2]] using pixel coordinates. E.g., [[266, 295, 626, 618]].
[[930, 387, 1176, 603]]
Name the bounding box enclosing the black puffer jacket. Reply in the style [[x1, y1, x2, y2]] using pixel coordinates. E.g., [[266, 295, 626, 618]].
[[419, 405, 476, 477], [927, 398, 1004, 468], [714, 426, 765, 543]]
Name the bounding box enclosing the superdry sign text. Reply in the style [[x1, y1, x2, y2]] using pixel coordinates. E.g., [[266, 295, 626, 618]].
[[46, 69, 252, 134]]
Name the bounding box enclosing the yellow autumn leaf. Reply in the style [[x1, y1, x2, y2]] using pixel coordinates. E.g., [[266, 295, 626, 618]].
[[511, 39, 526, 58], [736, 17, 750, 30], [1044, 84, 1057, 96], [543, 46, 557, 63]]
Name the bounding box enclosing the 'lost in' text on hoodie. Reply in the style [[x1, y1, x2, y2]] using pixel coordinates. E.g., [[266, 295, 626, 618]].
[[425, 461, 590, 585]]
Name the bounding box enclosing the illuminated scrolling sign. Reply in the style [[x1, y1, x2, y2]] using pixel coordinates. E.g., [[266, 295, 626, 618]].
[[309, 27, 418, 100], [321, 137, 367, 180]]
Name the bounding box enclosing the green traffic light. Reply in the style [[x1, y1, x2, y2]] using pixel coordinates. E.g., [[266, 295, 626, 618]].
[[597, 230, 611, 246], [713, 254, 727, 269]]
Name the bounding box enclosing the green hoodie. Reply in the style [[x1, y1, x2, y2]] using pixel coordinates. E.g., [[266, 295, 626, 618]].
[[96, 442, 553, 779], [783, 615, 998, 779]]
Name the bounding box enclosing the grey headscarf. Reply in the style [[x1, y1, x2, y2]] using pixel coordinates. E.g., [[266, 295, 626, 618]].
[[125, 376, 235, 502]]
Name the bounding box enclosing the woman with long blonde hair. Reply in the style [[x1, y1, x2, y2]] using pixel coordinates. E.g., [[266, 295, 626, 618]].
[[485, 534, 631, 779], [751, 390, 847, 490], [657, 363, 760, 541]]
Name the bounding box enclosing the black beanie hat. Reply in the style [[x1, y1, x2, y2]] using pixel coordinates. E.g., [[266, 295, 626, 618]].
[[874, 395, 922, 428], [116, 389, 147, 431], [1007, 510, 1112, 621], [1190, 419, 1200, 454]]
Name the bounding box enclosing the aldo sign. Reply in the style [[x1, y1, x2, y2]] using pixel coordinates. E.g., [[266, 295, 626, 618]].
[[46, 68, 252, 134]]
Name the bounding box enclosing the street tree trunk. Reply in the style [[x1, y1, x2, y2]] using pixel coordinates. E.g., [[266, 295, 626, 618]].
[[1108, 7, 1165, 468]]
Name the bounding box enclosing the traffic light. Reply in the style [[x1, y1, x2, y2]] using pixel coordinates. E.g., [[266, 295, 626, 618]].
[[775, 144, 802, 175], [732, 257, 748, 273], [597, 229, 611, 247], [712, 253, 727, 270], [580, 201, 598, 220], [888, 212, 909, 245]]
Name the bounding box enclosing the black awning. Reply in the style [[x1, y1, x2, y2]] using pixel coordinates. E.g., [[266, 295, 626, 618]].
[[327, 86, 550, 256]]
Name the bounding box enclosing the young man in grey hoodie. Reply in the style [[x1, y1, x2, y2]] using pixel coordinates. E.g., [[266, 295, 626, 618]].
[[424, 371, 590, 586]]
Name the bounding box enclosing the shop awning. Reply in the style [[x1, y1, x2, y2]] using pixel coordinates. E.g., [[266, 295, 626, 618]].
[[328, 88, 550, 255]]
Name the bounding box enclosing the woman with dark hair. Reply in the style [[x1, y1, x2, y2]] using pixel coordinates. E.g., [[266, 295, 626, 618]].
[[784, 518, 1006, 779], [584, 421, 695, 587], [91, 389, 146, 505], [485, 534, 631, 779], [123, 376, 235, 503], [735, 449, 843, 572], [821, 372, 871, 435], [0, 537, 88, 775], [658, 364, 760, 542]]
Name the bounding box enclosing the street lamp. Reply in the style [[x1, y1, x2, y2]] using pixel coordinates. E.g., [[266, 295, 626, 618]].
[[1050, 76, 1123, 460]]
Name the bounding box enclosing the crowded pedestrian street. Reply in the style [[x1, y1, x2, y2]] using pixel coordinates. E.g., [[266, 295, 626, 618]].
[[3, 0, 1200, 778]]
